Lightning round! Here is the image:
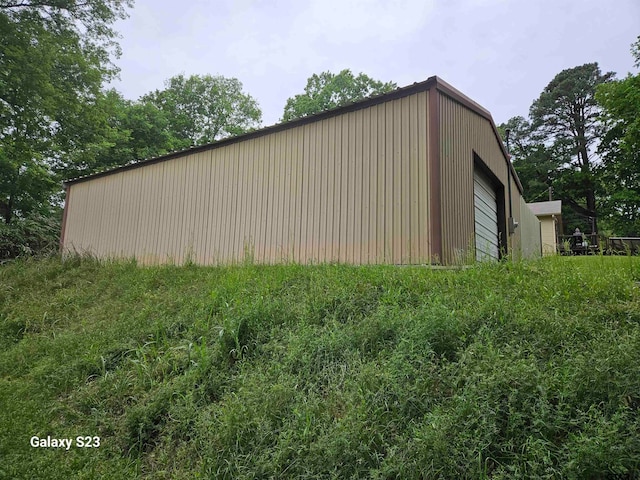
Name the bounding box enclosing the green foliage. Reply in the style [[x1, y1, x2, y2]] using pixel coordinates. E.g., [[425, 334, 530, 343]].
[[499, 116, 561, 202], [2, 257, 640, 478], [595, 36, 640, 235], [282, 69, 397, 122], [59, 90, 192, 179], [0, 213, 61, 260], [502, 64, 621, 234], [0, 0, 132, 224], [142, 74, 262, 147], [528, 63, 614, 233]]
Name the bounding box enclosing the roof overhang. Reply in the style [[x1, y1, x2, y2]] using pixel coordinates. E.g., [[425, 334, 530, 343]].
[[527, 200, 562, 217]]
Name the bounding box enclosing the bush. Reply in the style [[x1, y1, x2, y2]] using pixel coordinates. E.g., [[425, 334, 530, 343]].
[[0, 214, 61, 260]]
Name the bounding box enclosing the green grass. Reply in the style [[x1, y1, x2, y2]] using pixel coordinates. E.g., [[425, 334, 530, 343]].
[[1, 254, 640, 479]]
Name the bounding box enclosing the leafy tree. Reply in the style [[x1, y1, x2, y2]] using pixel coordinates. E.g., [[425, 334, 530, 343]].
[[529, 63, 614, 233], [499, 117, 587, 234], [0, 0, 132, 224], [142, 74, 262, 146], [58, 90, 191, 180], [282, 69, 397, 122], [596, 36, 640, 235], [499, 117, 559, 202]]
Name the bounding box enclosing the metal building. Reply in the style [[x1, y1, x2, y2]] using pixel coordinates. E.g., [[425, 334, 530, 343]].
[[60, 76, 541, 265]]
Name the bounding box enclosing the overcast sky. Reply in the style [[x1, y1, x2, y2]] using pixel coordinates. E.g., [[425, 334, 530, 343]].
[[109, 0, 639, 128]]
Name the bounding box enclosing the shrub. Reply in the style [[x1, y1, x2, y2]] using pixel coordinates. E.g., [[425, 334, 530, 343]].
[[0, 214, 61, 260]]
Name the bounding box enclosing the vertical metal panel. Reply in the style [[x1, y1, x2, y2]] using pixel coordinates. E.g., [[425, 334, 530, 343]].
[[376, 104, 387, 263], [109, 173, 126, 257], [427, 88, 442, 263], [282, 129, 291, 261], [63, 183, 82, 253], [519, 198, 542, 259], [284, 128, 294, 261], [189, 152, 201, 263], [384, 102, 394, 263], [76, 182, 90, 250], [346, 112, 355, 263], [298, 125, 309, 263], [64, 90, 433, 266], [224, 144, 235, 261], [169, 157, 183, 262], [392, 100, 402, 263], [253, 136, 264, 262], [220, 145, 231, 262], [324, 119, 333, 261], [273, 131, 284, 261], [293, 127, 304, 263], [241, 141, 253, 260], [149, 161, 165, 264], [227, 144, 237, 261], [308, 123, 319, 262], [339, 114, 349, 262], [82, 180, 103, 253], [89, 178, 105, 254], [439, 93, 513, 264], [181, 155, 197, 261], [362, 108, 371, 263], [176, 156, 190, 263], [401, 96, 411, 263], [141, 164, 158, 262], [317, 120, 327, 261], [333, 115, 343, 261], [202, 151, 214, 263], [409, 93, 419, 262], [418, 91, 430, 262], [202, 153, 214, 263], [313, 121, 323, 262], [122, 169, 138, 258], [352, 112, 361, 262], [233, 143, 242, 261], [353, 111, 362, 264], [89, 176, 107, 256], [196, 152, 209, 263], [231, 143, 241, 261], [156, 159, 171, 261], [134, 165, 150, 262], [146, 162, 163, 261], [91, 178, 108, 256]]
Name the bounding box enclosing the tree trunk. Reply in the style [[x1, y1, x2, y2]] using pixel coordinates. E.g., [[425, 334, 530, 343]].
[[586, 186, 598, 234], [579, 144, 598, 233]]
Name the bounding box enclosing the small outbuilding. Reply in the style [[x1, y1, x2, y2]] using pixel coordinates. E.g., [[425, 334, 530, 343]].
[[527, 201, 562, 255], [61, 76, 541, 265]]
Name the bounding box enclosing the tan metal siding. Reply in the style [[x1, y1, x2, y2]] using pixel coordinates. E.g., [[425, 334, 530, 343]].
[[63, 91, 432, 265], [417, 93, 430, 262], [375, 104, 386, 262], [64, 181, 87, 253], [439, 93, 515, 264], [540, 217, 557, 255], [511, 176, 522, 258], [135, 166, 151, 261], [519, 198, 542, 259]]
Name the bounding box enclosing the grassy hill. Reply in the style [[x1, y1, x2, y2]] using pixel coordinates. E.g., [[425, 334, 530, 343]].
[[1, 255, 639, 479]]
